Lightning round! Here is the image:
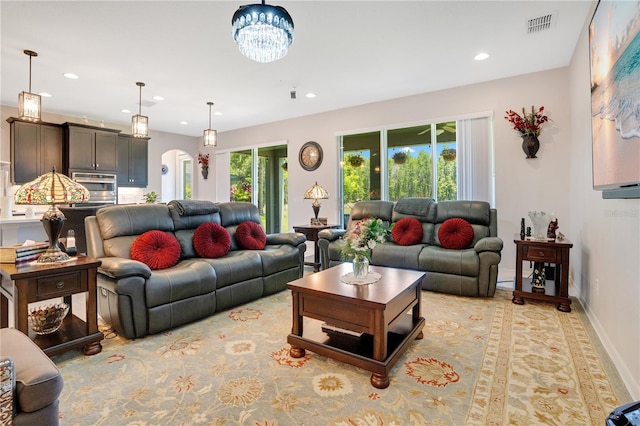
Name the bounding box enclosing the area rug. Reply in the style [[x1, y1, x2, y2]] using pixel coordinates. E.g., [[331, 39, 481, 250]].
[[53, 288, 628, 425]]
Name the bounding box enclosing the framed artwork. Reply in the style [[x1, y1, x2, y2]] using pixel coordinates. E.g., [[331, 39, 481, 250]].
[[589, 1, 640, 198]]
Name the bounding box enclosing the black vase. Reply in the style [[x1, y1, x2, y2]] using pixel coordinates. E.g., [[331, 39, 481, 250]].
[[521, 135, 540, 159], [201, 168, 208, 179]]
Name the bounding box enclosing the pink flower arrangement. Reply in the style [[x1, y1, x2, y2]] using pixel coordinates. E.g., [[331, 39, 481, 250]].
[[504, 106, 549, 137]]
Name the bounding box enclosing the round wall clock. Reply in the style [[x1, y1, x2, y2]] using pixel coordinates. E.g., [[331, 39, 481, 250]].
[[299, 141, 323, 171], [161, 164, 169, 175]]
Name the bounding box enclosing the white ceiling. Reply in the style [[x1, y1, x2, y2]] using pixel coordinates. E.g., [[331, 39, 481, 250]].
[[1, 1, 593, 137]]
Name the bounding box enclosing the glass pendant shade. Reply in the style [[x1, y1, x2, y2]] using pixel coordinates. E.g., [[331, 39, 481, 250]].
[[132, 114, 148, 138], [18, 50, 41, 122], [232, 2, 294, 63], [203, 129, 217, 147], [14, 168, 90, 263], [132, 82, 148, 137], [18, 91, 41, 121], [203, 101, 217, 147]]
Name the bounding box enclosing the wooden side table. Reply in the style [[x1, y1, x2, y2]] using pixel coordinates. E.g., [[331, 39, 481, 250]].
[[0, 255, 104, 356], [293, 224, 340, 272], [512, 235, 573, 312]]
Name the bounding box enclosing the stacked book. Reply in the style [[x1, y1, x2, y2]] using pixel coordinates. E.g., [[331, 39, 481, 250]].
[[0, 242, 49, 265]]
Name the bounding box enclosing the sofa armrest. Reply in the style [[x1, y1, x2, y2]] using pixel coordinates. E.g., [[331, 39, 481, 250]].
[[318, 228, 346, 242], [98, 257, 152, 280], [474, 237, 503, 253], [266, 232, 306, 246]]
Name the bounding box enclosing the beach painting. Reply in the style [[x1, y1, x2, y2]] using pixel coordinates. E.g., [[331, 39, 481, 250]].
[[589, 0, 640, 189]]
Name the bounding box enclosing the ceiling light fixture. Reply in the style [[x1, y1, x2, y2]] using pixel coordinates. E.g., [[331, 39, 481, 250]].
[[474, 52, 490, 61], [131, 82, 148, 138], [63, 73, 79, 79], [203, 101, 217, 147], [232, 0, 294, 63], [18, 49, 41, 122]]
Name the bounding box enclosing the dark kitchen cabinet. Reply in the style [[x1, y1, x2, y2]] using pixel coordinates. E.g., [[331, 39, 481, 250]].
[[117, 134, 148, 187], [64, 123, 119, 173], [7, 117, 63, 184]]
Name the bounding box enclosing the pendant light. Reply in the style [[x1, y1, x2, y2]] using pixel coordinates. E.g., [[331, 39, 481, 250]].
[[131, 82, 148, 137], [232, 1, 294, 63], [203, 101, 217, 147], [18, 50, 41, 122]]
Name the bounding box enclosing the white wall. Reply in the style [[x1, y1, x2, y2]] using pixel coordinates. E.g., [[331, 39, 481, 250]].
[[568, 4, 640, 399]]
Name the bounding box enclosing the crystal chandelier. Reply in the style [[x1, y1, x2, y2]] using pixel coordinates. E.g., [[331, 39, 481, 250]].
[[18, 50, 41, 122], [132, 81, 148, 137], [232, 1, 294, 63], [203, 101, 217, 147]]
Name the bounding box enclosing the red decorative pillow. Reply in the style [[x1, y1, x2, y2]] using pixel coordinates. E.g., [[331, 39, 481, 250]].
[[392, 217, 423, 246], [438, 218, 474, 249], [193, 222, 231, 258], [236, 221, 267, 250], [131, 230, 181, 270]]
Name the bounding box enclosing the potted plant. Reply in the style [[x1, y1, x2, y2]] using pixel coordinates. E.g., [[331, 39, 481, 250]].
[[143, 191, 158, 203], [504, 106, 549, 159], [392, 151, 407, 164], [441, 146, 456, 162], [198, 153, 210, 179], [347, 154, 364, 167]]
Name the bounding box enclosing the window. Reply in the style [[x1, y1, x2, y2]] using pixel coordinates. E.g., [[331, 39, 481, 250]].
[[340, 115, 492, 224]]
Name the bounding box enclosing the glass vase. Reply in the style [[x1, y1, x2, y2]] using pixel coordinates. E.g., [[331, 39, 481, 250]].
[[352, 256, 369, 279], [528, 211, 554, 241]]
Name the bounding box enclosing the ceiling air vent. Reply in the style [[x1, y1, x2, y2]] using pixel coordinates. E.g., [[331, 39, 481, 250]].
[[527, 11, 556, 34]]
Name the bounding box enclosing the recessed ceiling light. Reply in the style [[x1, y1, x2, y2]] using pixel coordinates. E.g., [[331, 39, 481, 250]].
[[180, 121, 188, 125], [474, 52, 490, 61], [306, 92, 316, 98], [39, 92, 52, 97], [63, 73, 79, 79], [121, 109, 131, 114], [153, 96, 164, 101], [214, 111, 223, 116]]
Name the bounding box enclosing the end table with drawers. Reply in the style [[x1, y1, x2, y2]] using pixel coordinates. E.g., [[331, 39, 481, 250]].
[[512, 234, 573, 312], [0, 255, 104, 356], [293, 223, 340, 272]]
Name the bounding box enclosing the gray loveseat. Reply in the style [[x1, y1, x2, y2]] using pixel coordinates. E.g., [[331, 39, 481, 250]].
[[318, 198, 503, 297], [85, 201, 306, 339]]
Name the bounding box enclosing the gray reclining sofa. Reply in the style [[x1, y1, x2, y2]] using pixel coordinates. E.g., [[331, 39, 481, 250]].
[[85, 201, 306, 339], [318, 198, 503, 297]]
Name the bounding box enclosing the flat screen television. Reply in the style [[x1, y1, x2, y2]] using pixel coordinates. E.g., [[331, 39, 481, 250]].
[[589, 0, 640, 199]]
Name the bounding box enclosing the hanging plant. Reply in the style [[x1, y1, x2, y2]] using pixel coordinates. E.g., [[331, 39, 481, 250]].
[[392, 151, 407, 164], [441, 147, 456, 162], [348, 154, 364, 167]]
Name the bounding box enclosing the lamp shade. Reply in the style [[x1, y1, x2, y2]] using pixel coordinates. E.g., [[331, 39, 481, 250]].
[[18, 50, 41, 122], [14, 168, 90, 205], [303, 182, 329, 200]]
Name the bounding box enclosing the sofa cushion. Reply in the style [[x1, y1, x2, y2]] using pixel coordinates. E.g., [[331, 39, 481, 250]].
[[193, 222, 231, 258], [131, 230, 181, 270], [392, 217, 423, 246], [438, 218, 474, 249], [236, 221, 267, 250]]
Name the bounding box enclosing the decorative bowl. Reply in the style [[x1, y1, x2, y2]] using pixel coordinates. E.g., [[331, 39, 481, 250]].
[[28, 303, 69, 335]]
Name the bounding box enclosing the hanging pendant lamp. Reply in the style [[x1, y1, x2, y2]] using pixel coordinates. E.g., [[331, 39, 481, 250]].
[[18, 50, 41, 122], [203, 101, 217, 147], [232, 0, 294, 63], [131, 82, 148, 137]]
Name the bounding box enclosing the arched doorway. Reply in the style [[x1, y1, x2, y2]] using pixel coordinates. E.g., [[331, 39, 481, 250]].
[[161, 149, 193, 201]]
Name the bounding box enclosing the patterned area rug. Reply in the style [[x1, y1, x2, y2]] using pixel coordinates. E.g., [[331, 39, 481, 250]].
[[53, 288, 628, 425]]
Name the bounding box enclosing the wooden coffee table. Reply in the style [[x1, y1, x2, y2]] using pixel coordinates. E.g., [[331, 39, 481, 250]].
[[287, 263, 425, 388]]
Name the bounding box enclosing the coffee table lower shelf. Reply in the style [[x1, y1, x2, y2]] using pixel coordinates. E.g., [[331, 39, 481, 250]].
[[288, 314, 425, 388]]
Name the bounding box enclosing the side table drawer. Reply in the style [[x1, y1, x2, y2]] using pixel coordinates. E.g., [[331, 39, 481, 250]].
[[526, 246, 558, 262], [37, 272, 82, 298]]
